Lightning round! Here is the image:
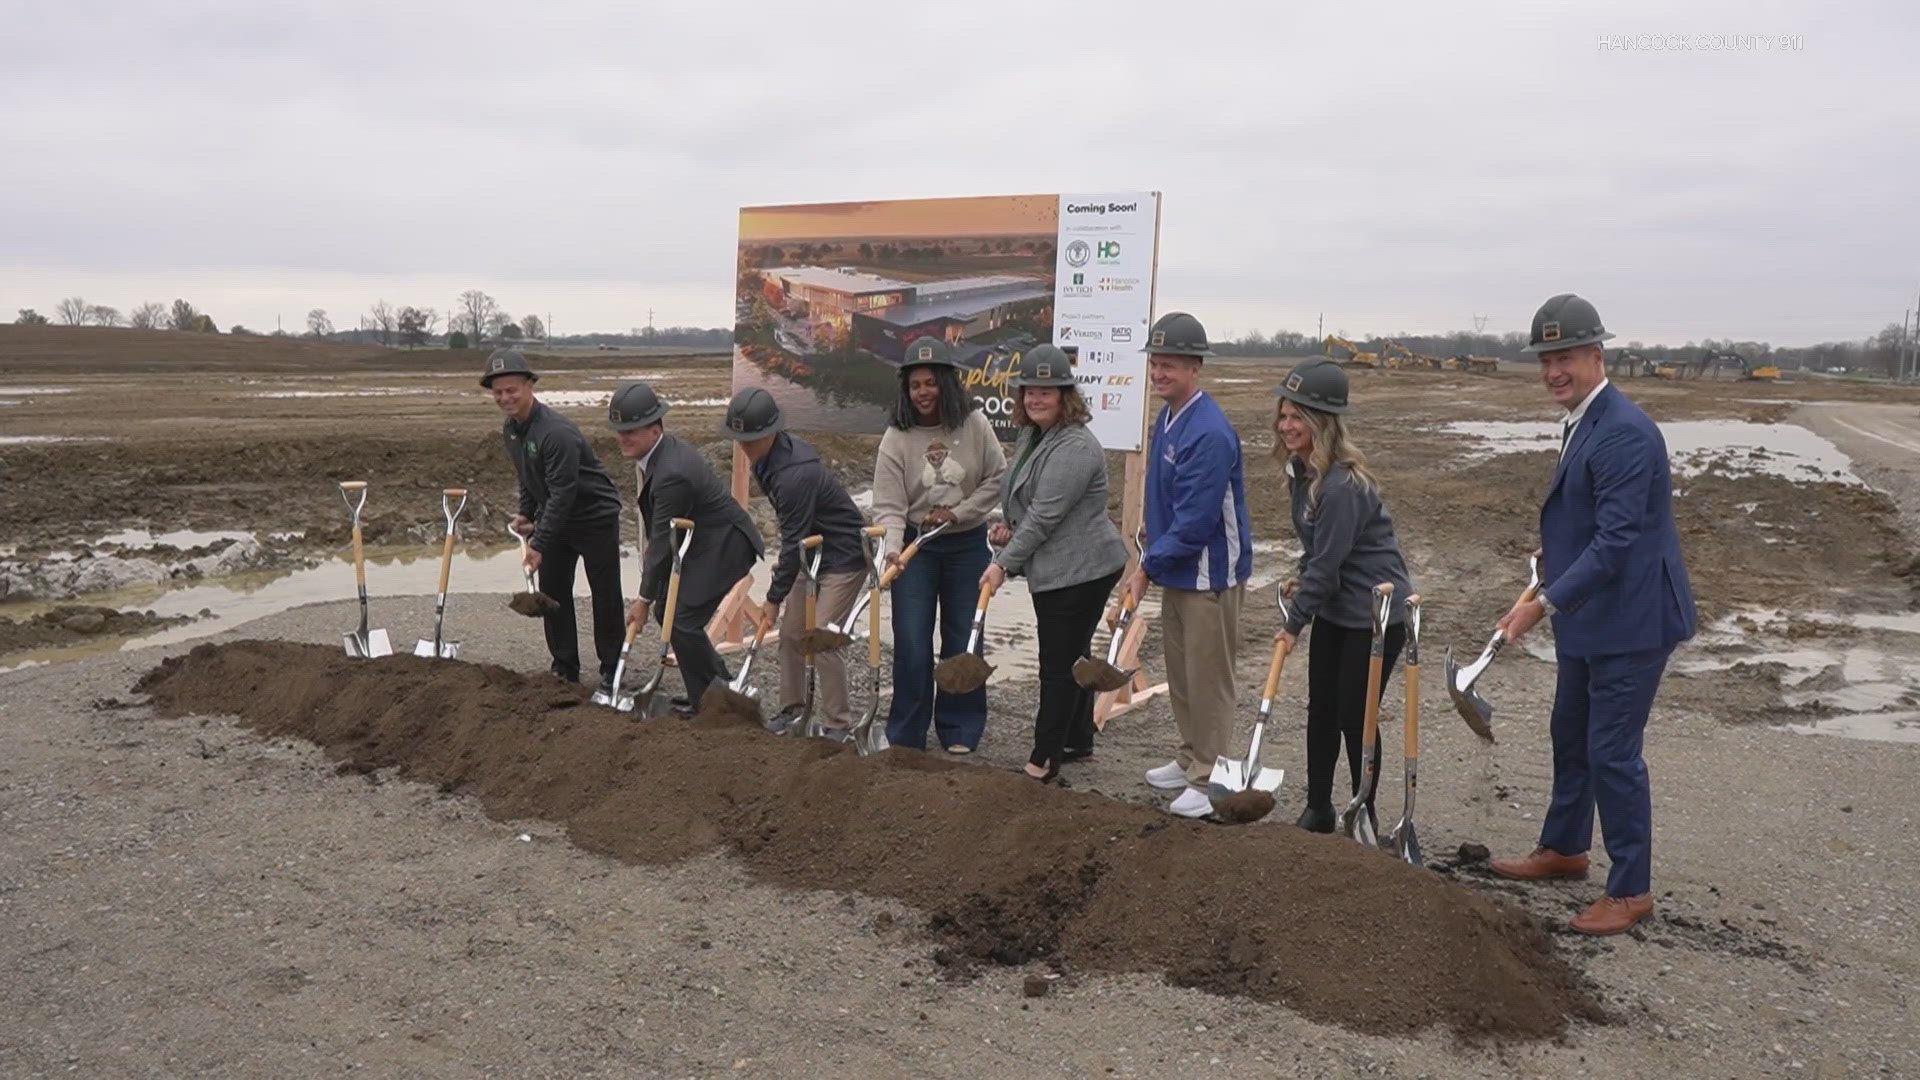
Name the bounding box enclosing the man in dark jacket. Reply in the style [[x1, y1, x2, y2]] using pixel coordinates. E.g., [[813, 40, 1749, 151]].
[[484, 349, 626, 692], [608, 381, 764, 712], [724, 388, 868, 736]]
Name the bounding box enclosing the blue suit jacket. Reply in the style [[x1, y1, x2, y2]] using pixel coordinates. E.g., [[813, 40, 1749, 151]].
[[1540, 383, 1697, 658]]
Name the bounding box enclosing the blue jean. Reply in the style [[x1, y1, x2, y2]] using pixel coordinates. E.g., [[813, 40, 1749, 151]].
[[886, 523, 991, 750], [1538, 645, 1673, 898]]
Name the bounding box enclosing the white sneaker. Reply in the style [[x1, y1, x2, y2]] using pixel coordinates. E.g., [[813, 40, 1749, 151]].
[[1145, 760, 1188, 790], [1168, 787, 1213, 818]]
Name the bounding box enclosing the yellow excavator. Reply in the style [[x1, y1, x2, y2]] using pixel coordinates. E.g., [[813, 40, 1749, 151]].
[[1445, 354, 1500, 374], [1325, 335, 1379, 368], [1705, 349, 1780, 382]]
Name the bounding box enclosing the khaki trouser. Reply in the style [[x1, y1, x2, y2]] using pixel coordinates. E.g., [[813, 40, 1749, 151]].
[[779, 568, 864, 727], [1160, 583, 1244, 786]]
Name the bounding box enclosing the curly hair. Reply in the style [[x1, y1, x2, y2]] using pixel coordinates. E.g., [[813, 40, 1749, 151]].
[[888, 363, 975, 432]]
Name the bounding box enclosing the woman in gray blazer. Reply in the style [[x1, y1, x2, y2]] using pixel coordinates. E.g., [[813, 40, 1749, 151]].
[[981, 345, 1129, 782]]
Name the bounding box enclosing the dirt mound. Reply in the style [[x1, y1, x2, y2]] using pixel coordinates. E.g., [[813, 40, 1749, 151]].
[[135, 640, 1602, 1043], [0, 605, 195, 654]]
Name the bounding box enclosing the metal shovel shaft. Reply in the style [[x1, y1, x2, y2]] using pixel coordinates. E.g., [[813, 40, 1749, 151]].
[[1392, 596, 1423, 865]]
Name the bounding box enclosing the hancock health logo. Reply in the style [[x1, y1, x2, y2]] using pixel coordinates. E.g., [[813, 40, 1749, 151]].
[[1065, 240, 1092, 267]]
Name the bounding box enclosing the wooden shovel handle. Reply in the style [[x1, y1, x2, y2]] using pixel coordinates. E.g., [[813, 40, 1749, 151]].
[[862, 524, 886, 537], [672, 517, 695, 529], [973, 576, 999, 615], [878, 533, 927, 588], [868, 587, 882, 668], [436, 529, 458, 593], [443, 487, 467, 497], [339, 481, 368, 491], [351, 523, 368, 588], [1404, 594, 1421, 757], [802, 534, 825, 549], [1262, 634, 1293, 700], [622, 616, 643, 646]]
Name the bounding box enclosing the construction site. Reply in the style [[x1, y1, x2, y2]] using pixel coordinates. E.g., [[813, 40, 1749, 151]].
[[1, 323, 1917, 1076]]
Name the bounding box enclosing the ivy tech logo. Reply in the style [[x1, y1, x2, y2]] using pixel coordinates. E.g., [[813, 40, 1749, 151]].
[[1071, 273, 1084, 285]]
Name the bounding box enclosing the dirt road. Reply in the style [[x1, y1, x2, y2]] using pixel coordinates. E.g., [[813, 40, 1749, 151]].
[[4, 329, 1920, 1076]]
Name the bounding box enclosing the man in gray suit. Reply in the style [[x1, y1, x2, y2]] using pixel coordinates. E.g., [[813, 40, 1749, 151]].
[[608, 382, 764, 712]]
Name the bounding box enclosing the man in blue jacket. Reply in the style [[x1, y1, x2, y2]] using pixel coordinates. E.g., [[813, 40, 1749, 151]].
[[1492, 294, 1697, 936], [1123, 312, 1254, 818]]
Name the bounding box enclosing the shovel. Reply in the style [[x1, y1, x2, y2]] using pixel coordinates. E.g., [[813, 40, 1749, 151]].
[[1337, 582, 1395, 847], [932, 575, 998, 694], [1443, 553, 1541, 743], [609, 517, 694, 715], [415, 488, 469, 659], [1074, 527, 1146, 691], [696, 618, 769, 725], [805, 521, 948, 653], [507, 518, 562, 618], [794, 535, 833, 738], [1389, 594, 1424, 866], [1207, 589, 1294, 824], [337, 481, 393, 659], [848, 526, 891, 755]]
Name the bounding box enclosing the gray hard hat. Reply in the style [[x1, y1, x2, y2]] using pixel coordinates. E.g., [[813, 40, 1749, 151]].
[[1523, 293, 1616, 354], [1139, 311, 1215, 358], [897, 336, 960, 369], [721, 387, 784, 441], [479, 348, 538, 387], [1011, 344, 1077, 388], [1275, 358, 1349, 415], [607, 382, 668, 431]]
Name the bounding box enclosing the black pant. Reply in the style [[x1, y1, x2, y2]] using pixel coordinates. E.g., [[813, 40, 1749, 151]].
[[1029, 570, 1122, 770], [662, 589, 729, 709], [537, 523, 625, 682], [1305, 617, 1406, 809]]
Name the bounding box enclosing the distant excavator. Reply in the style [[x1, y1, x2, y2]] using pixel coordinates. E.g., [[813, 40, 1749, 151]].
[[1324, 335, 1379, 368], [1610, 349, 1657, 377], [1445, 354, 1500, 374], [1379, 341, 1444, 370], [1706, 349, 1781, 382]]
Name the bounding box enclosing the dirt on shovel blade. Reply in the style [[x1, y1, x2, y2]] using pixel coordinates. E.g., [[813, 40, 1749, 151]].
[[1211, 788, 1277, 825], [695, 684, 764, 727], [508, 591, 562, 618], [132, 640, 1602, 1044], [1072, 655, 1132, 692], [794, 628, 850, 656], [933, 652, 994, 694]]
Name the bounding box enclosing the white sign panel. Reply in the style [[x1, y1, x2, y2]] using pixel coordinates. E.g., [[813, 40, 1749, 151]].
[[1052, 192, 1161, 453]]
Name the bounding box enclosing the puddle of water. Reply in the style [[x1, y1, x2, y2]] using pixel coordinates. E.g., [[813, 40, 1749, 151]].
[[534, 391, 612, 408], [1785, 712, 1920, 744], [1442, 419, 1863, 484], [0, 436, 102, 445], [0, 401, 20, 407], [94, 528, 253, 549], [1212, 378, 1261, 385], [6, 388, 75, 395], [251, 389, 422, 399]]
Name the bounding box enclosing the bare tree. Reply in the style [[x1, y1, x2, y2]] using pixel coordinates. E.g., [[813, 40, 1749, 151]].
[[453, 290, 500, 345], [396, 306, 437, 348], [55, 296, 90, 325], [485, 309, 515, 339], [16, 308, 49, 325], [307, 308, 334, 338], [520, 313, 546, 341], [129, 302, 167, 330], [364, 299, 396, 346], [87, 304, 121, 327], [169, 299, 201, 331]]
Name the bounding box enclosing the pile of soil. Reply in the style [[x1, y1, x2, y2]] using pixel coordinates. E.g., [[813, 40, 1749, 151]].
[[135, 640, 1603, 1043], [0, 605, 195, 653]]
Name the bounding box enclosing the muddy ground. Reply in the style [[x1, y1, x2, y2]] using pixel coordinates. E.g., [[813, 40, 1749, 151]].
[[3, 326, 1919, 1076]]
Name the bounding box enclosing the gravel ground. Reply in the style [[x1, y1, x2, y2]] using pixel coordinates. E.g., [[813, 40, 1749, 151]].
[[2, 588, 1915, 1078]]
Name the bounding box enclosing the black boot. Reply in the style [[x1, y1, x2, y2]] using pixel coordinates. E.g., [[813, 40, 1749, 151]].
[[1295, 802, 1336, 833]]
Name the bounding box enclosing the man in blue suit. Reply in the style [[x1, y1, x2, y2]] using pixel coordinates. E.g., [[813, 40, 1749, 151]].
[[1491, 294, 1697, 936]]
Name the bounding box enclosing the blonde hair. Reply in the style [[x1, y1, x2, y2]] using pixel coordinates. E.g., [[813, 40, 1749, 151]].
[[1275, 400, 1378, 511]]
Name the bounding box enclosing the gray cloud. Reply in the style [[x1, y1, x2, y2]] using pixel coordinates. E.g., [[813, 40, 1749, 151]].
[[3, 0, 1915, 344]]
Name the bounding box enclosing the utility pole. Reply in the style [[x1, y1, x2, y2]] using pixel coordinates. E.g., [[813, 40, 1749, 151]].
[[1317, 312, 1323, 340], [1473, 313, 1489, 332]]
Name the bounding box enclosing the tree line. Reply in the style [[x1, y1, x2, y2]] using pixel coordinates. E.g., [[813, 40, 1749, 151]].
[[1214, 324, 1918, 376]]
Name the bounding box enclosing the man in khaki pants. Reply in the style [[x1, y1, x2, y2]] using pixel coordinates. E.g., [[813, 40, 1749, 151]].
[[724, 389, 870, 739], [1122, 312, 1254, 817]]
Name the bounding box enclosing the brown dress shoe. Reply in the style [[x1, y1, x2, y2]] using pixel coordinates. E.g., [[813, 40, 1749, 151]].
[[1570, 894, 1654, 936], [1489, 847, 1590, 881]]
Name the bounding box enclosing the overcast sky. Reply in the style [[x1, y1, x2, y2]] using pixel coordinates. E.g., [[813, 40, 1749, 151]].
[[5, 1, 1915, 346]]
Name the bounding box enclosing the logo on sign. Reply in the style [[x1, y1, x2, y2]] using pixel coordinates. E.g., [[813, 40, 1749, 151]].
[[1105, 375, 1135, 386], [1071, 273, 1084, 285], [1102, 393, 1124, 409], [1096, 241, 1121, 260], [1065, 240, 1091, 267], [1110, 327, 1134, 343]]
